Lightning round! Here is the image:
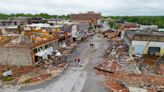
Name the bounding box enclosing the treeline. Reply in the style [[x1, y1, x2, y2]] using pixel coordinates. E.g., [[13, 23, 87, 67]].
[[108, 16, 164, 28], [0, 13, 69, 20]]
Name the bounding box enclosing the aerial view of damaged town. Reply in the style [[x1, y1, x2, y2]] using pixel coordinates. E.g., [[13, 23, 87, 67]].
[[0, 0, 164, 92]]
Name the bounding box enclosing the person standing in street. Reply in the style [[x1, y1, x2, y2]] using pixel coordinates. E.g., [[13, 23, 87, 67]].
[[77, 58, 80, 64], [75, 58, 77, 62]]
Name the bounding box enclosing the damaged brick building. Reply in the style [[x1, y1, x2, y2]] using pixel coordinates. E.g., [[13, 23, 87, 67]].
[[0, 30, 58, 67]]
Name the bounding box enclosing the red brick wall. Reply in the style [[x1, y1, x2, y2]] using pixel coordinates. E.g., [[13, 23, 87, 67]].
[[70, 12, 101, 24]]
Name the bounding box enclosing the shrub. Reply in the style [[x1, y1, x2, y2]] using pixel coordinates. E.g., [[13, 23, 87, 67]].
[[3, 76, 13, 81]]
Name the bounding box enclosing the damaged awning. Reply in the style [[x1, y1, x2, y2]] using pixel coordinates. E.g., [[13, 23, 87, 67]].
[[35, 47, 54, 59]]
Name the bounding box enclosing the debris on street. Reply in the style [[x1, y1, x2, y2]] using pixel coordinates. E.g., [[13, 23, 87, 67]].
[[96, 25, 164, 92]]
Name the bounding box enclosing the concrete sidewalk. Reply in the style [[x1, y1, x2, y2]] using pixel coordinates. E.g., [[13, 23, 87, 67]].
[[43, 70, 82, 92], [2, 70, 84, 92]]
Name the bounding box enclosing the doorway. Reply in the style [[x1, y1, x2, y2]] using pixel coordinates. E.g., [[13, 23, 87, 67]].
[[148, 47, 160, 56]]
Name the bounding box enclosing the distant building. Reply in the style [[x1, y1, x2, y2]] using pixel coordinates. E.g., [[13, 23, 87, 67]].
[[47, 19, 62, 25], [139, 25, 158, 31], [70, 11, 101, 25], [0, 20, 13, 27], [158, 28, 164, 32], [62, 22, 89, 42], [24, 23, 63, 31], [9, 17, 28, 26], [0, 17, 28, 27], [0, 17, 47, 27], [77, 23, 89, 40], [0, 26, 18, 35], [27, 17, 47, 24]]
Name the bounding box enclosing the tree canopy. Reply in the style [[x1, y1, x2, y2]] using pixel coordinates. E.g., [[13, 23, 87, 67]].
[[108, 16, 164, 28], [0, 13, 70, 20]]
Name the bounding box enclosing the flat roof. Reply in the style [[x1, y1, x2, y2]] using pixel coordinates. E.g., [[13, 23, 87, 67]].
[[0, 31, 58, 49], [124, 30, 164, 41], [26, 23, 63, 28], [125, 30, 164, 37]]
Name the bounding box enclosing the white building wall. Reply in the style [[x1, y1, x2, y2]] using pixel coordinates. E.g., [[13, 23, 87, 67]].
[[132, 41, 164, 49], [131, 41, 164, 55], [71, 25, 78, 38]]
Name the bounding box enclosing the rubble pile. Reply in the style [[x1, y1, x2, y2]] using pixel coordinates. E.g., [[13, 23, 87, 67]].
[[104, 79, 129, 92], [96, 32, 164, 92], [106, 72, 164, 88]]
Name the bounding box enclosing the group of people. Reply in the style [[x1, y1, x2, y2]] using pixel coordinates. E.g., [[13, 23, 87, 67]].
[[90, 43, 94, 48], [75, 57, 81, 64], [73, 43, 95, 65]]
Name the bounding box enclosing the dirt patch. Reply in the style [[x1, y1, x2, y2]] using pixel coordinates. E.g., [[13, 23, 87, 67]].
[[143, 55, 159, 66]]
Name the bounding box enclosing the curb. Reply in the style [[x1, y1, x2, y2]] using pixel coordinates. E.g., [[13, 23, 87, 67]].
[[19, 64, 68, 88]]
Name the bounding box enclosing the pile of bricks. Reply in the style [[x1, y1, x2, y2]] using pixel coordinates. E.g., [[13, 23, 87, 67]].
[[29, 74, 50, 83], [106, 71, 164, 89], [12, 66, 35, 77], [157, 65, 164, 75]]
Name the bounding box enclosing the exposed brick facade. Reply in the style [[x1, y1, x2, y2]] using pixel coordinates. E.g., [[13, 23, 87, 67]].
[[70, 11, 101, 25]]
